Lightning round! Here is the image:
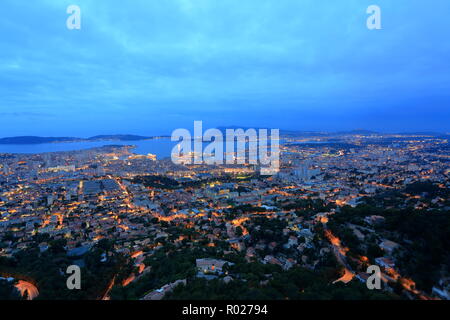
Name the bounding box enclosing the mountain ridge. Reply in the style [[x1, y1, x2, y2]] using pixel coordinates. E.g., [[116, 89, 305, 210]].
[[0, 134, 159, 145], [0, 130, 446, 145]]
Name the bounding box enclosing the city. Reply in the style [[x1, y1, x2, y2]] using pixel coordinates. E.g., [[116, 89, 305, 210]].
[[1, 1, 449, 315], [0, 131, 448, 300]]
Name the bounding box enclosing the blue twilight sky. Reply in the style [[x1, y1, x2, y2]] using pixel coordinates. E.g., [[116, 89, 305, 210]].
[[0, 0, 449, 137]]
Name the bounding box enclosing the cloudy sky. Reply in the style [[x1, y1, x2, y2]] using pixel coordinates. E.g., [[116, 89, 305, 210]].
[[0, 0, 449, 137]]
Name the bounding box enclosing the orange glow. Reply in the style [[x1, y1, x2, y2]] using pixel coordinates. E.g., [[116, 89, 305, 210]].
[[326, 232, 348, 254], [122, 275, 135, 287], [333, 268, 354, 284], [360, 256, 369, 263], [102, 276, 116, 300], [231, 217, 249, 235], [138, 263, 145, 274], [131, 251, 143, 259], [15, 281, 39, 300], [385, 265, 435, 299], [318, 216, 328, 223], [157, 214, 188, 222], [325, 230, 347, 253]]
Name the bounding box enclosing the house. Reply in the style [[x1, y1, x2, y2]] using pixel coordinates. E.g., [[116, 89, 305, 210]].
[[263, 255, 283, 266], [229, 239, 245, 252], [245, 247, 256, 262], [356, 272, 370, 283], [379, 240, 400, 254], [283, 258, 296, 270], [155, 232, 169, 240], [141, 279, 186, 300], [375, 257, 395, 269], [298, 228, 313, 241], [364, 215, 385, 226], [38, 242, 49, 253], [432, 278, 450, 300], [196, 258, 234, 274], [432, 286, 450, 300], [0, 277, 14, 282], [67, 244, 92, 257], [284, 236, 298, 249]]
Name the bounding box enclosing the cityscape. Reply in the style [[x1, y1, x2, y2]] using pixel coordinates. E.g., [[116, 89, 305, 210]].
[[0, 131, 449, 300], [0, 0, 449, 309]]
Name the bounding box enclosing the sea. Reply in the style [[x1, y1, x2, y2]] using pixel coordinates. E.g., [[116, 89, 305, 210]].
[[0, 138, 177, 159], [0, 138, 326, 160]]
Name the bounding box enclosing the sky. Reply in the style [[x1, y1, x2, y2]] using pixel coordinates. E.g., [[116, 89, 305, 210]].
[[0, 0, 449, 137]]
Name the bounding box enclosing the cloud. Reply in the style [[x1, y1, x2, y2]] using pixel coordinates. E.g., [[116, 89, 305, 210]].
[[0, 0, 449, 135]]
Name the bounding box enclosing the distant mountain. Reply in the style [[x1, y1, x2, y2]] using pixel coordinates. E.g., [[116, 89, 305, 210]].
[[396, 131, 444, 137], [87, 134, 152, 141], [216, 127, 329, 137], [335, 129, 379, 135], [0, 134, 156, 145], [0, 136, 81, 144], [281, 130, 330, 137], [1, 130, 445, 145]]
